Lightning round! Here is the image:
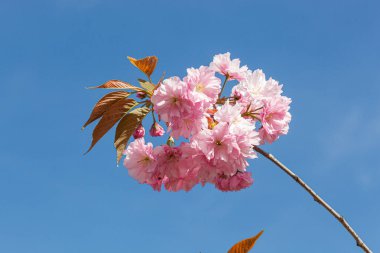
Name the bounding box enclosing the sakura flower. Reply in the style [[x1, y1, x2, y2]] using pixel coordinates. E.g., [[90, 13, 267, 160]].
[[184, 66, 221, 106], [210, 52, 248, 81], [133, 124, 145, 139], [151, 77, 194, 122], [259, 96, 292, 144], [114, 53, 292, 192], [234, 129, 260, 162], [147, 173, 165, 192], [163, 166, 199, 192], [153, 144, 200, 192], [154, 145, 184, 179], [215, 172, 254, 192], [193, 122, 239, 163], [193, 108, 260, 174], [214, 101, 253, 133], [214, 102, 260, 160], [232, 69, 283, 107], [123, 138, 156, 183], [149, 122, 165, 137], [169, 110, 207, 139], [195, 160, 218, 185], [182, 142, 217, 185]]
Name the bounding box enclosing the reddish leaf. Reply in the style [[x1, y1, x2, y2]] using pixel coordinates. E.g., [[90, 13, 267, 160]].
[[228, 231, 264, 253], [128, 56, 158, 77], [82, 91, 130, 129], [114, 106, 151, 163], [87, 80, 143, 91], [85, 99, 138, 154]]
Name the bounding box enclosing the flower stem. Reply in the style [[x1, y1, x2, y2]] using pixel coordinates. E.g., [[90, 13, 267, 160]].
[[219, 76, 229, 99], [151, 110, 157, 123], [253, 146, 372, 253]]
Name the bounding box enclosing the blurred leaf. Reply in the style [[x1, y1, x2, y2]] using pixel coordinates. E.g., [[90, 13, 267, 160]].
[[114, 106, 151, 163], [228, 231, 264, 253], [85, 99, 138, 154], [128, 56, 158, 78], [87, 80, 143, 91], [82, 91, 130, 129], [138, 79, 155, 95]]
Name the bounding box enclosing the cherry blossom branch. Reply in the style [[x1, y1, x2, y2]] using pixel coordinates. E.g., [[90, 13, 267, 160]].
[[253, 146, 372, 253]]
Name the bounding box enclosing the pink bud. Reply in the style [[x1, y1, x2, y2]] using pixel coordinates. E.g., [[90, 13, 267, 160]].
[[133, 124, 145, 139], [136, 91, 147, 99], [232, 89, 242, 101], [149, 122, 165, 137]]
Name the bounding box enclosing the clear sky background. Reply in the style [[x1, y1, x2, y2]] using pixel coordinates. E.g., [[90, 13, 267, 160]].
[[1, 0, 379, 252]]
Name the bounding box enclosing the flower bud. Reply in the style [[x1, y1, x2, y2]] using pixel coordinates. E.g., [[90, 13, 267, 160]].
[[207, 117, 217, 130], [136, 91, 147, 99], [149, 122, 165, 137], [232, 89, 242, 101], [132, 124, 145, 139], [166, 136, 175, 146]]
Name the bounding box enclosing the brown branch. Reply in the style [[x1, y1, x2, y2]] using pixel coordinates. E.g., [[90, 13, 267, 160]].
[[253, 146, 372, 253]]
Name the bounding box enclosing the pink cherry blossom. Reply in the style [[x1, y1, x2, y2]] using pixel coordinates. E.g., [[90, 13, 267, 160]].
[[148, 143, 201, 192], [192, 124, 241, 175], [192, 104, 260, 175], [147, 173, 165, 192], [193, 122, 239, 162], [259, 96, 292, 144], [235, 129, 260, 161], [214, 102, 253, 133], [210, 52, 248, 81], [149, 122, 165, 137], [118, 52, 292, 192], [123, 138, 156, 184], [214, 102, 260, 159], [163, 168, 199, 192], [215, 172, 254, 192], [177, 150, 203, 190], [151, 77, 194, 122], [169, 110, 207, 139], [184, 66, 221, 106], [182, 142, 217, 185], [154, 145, 184, 179], [232, 69, 283, 107], [133, 124, 145, 139]]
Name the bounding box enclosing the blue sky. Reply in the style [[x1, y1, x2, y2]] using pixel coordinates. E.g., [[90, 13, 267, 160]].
[[1, 0, 379, 252]]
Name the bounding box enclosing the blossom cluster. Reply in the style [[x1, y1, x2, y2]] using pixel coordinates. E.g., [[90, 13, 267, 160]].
[[124, 52, 292, 192]]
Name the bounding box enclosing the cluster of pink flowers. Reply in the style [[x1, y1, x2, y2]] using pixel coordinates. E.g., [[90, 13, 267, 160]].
[[124, 53, 292, 192]]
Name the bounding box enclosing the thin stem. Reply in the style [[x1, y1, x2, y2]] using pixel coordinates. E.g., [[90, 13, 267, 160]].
[[137, 100, 149, 105], [147, 74, 153, 84], [219, 76, 229, 99], [151, 110, 157, 123], [253, 146, 372, 253]]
